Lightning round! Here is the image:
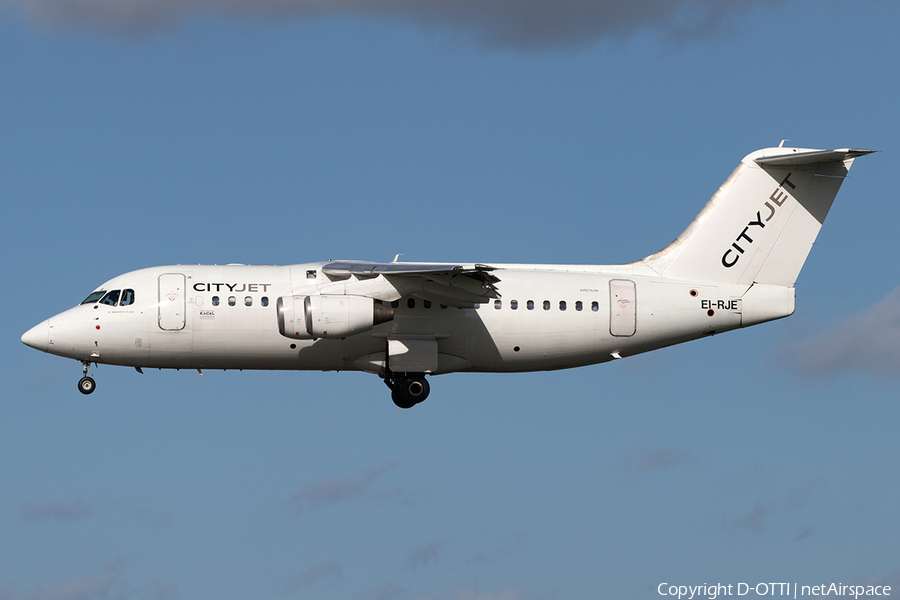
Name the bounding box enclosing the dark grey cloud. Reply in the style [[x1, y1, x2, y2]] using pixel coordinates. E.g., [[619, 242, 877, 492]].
[[854, 571, 900, 590], [287, 561, 343, 591], [0, 558, 125, 600], [783, 480, 817, 508], [19, 498, 92, 523], [732, 480, 823, 533], [464, 534, 526, 569], [781, 286, 900, 379], [128, 499, 173, 529], [2, 0, 786, 48], [354, 582, 407, 600], [452, 587, 528, 600], [132, 584, 179, 600], [622, 445, 696, 478], [407, 541, 441, 571], [733, 500, 773, 533], [286, 462, 395, 516]]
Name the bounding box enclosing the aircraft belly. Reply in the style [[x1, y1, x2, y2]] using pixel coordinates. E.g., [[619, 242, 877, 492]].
[[91, 323, 150, 366]]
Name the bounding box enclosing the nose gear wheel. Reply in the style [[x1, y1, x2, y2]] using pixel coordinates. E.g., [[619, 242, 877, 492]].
[[78, 361, 96, 395]]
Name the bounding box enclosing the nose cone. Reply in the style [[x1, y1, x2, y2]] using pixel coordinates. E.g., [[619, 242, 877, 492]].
[[21, 320, 49, 352]]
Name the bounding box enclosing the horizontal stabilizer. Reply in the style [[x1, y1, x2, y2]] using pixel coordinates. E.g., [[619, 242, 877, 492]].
[[755, 148, 876, 166]]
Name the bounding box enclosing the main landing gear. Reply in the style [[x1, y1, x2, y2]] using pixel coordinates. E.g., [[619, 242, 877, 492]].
[[78, 361, 96, 395], [384, 371, 430, 409]]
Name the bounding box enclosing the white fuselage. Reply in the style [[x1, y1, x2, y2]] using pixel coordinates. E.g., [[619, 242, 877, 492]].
[[20, 146, 869, 405], [24, 261, 793, 376]]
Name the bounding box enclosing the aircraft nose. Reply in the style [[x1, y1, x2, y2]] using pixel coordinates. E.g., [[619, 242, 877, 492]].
[[21, 320, 49, 352]]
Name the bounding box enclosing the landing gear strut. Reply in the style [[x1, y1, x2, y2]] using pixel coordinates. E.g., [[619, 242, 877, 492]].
[[384, 371, 430, 409], [78, 361, 96, 395]]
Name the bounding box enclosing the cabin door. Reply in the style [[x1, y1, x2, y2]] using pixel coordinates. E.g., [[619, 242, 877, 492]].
[[158, 273, 186, 331]]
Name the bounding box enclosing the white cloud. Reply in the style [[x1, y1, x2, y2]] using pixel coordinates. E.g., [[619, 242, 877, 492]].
[[782, 286, 900, 378], [2, 0, 786, 48]]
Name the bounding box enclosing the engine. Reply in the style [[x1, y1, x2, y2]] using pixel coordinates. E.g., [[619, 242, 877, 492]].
[[277, 295, 393, 339]]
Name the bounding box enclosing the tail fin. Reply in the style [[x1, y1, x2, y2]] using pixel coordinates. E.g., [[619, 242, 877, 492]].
[[641, 147, 874, 286]]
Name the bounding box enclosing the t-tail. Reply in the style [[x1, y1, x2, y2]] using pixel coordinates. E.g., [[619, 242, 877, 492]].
[[641, 146, 875, 287]]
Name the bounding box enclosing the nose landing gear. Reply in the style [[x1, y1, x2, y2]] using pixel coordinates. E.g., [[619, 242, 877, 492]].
[[384, 371, 430, 409], [78, 361, 96, 395]]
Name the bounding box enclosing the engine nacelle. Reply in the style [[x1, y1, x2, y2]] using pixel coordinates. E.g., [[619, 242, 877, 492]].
[[277, 295, 393, 339]]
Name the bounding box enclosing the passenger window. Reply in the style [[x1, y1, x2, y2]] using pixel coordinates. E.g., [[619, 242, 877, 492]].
[[424, 300, 432, 309], [261, 297, 269, 307], [212, 296, 220, 306], [527, 300, 534, 310], [575, 300, 583, 311], [440, 304, 447, 309], [228, 296, 236, 307], [559, 300, 567, 311], [121, 289, 135, 306], [391, 300, 400, 309], [494, 300, 502, 310], [408, 298, 415, 309], [81, 291, 106, 305], [592, 301, 599, 312], [245, 296, 252, 307], [543, 300, 550, 311], [306, 270, 317, 279], [100, 290, 121, 306], [510, 300, 518, 310]]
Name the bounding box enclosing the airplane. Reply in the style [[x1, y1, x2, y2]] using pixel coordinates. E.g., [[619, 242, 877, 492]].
[[21, 145, 873, 408]]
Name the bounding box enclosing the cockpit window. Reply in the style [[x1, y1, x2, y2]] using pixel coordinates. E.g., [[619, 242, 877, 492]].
[[120, 289, 135, 306], [100, 290, 121, 306], [81, 291, 106, 305]]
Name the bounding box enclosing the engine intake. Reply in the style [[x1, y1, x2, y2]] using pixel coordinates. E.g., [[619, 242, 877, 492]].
[[277, 295, 393, 339]]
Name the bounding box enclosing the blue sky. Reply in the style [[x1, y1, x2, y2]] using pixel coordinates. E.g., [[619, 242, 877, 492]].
[[2, 1, 899, 599]]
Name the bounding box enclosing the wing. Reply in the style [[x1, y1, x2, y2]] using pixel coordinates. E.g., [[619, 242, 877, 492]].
[[322, 261, 501, 307]]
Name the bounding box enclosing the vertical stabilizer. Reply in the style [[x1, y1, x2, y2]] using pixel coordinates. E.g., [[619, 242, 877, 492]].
[[640, 147, 874, 286]]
